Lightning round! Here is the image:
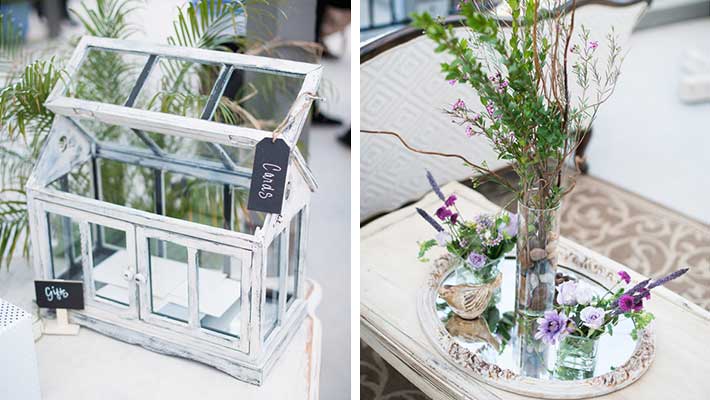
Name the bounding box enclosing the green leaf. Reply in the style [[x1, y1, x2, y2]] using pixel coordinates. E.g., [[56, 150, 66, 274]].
[[418, 239, 438, 261]]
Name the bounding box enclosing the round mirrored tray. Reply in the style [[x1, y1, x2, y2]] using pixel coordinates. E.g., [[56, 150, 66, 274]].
[[418, 251, 655, 399]]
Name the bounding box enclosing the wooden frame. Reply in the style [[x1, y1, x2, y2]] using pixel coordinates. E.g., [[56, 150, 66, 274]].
[[28, 37, 321, 385]]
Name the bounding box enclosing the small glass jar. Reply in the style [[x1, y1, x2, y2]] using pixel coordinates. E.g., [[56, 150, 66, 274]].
[[453, 257, 502, 286], [555, 334, 599, 380]]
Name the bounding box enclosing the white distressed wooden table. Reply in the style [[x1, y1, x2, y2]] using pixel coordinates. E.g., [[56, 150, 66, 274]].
[[33, 281, 322, 400], [361, 182, 710, 400]]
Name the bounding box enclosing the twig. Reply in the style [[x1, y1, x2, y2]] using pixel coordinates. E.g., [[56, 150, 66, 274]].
[[361, 129, 517, 192]]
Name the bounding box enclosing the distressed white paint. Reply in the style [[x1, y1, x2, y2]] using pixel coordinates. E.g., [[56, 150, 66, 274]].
[[361, 182, 710, 400], [29, 39, 321, 385]]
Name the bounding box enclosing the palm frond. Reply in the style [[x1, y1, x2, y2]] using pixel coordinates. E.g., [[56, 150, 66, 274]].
[[70, 0, 143, 39], [0, 58, 63, 139]]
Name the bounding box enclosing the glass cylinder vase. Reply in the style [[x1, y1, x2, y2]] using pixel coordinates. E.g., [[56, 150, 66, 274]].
[[515, 200, 561, 316], [555, 334, 599, 380]]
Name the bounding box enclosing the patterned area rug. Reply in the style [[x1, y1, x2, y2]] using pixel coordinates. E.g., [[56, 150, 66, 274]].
[[360, 174, 710, 399]]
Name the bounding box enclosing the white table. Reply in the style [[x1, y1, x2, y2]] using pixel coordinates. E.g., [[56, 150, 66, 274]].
[[361, 182, 710, 400], [5, 272, 322, 400]]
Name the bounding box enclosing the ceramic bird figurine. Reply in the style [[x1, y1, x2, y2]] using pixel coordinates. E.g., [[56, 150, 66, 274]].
[[438, 273, 502, 320], [445, 315, 500, 351]]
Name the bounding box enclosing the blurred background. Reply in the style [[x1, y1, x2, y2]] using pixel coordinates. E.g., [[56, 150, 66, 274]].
[[0, 0, 350, 398], [360, 1, 709, 398]]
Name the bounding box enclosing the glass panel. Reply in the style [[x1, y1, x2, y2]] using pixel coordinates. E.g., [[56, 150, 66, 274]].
[[197, 250, 243, 339], [99, 158, 155, 213], [134, 57, 220, 119], [262, 232, 283, 338], [143, 132, 256, 170], [165, 171, 225, 229], [49, 163, 93, 198], [47, 213, 82, 281], [79, 119, 151, 150], [212, 69, 305, 131], [148, 238, 189, 323], [66, 48, 150, 105], [89, 223, 128, 306], [233, 186, 266, 234], [287, 211, 302, 305]]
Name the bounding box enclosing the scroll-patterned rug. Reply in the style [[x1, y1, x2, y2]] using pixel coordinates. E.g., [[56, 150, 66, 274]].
[[361, 174, 710, 399]]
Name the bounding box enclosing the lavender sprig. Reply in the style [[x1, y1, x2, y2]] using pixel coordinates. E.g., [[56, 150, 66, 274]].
[[426, 170, 445, 201], [648, 268, 689, 290], [416, 207, 443, 232]]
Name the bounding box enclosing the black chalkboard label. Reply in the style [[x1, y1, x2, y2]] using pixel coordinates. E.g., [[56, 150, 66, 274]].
[[247, 138, 290, 214], [34, 280, 84, 310]]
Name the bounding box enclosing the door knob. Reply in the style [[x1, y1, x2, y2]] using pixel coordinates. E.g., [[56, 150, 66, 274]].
[[122, 269, 134, 281], [134, 273, 146, 284]]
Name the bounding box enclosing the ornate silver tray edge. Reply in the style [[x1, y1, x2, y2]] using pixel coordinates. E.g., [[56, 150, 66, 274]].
[[417, 246, 656, 399]]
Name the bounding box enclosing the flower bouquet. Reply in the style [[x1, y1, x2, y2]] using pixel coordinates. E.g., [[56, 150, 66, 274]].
[[534, 268, 688, 377], [416, 171, 517, 287], [404, 0, 625, 316]]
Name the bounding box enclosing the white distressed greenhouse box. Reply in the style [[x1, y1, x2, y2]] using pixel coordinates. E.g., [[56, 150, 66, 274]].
[[27, 36, 322, 385]]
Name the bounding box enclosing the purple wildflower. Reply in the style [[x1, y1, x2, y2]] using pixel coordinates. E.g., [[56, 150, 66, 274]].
[[589, 40, 599, 50], [618, 294, 635, 313], [426, 170, 445, 201], [465, 125, 475, 137], [445, 195, 457, 207], [416, 207, 444, 232], [450, 213, 459, 224], [435, 206, 453, 220], [452, 98, 466, 111], [486, 101, 495, 117], [448, 79, 457, 86], [474, 214, 494, 234], [535, 310, 572, 345], [618, 270, 631, 284], [467, 252, 487, 270], [481, 230, 503, 248]]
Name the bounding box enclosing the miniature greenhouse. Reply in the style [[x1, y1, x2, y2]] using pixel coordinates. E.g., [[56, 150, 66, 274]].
[[27, 36, 321, 385]]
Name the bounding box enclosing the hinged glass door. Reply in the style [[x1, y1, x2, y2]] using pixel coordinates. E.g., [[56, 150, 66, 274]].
[[41, 202, 138, 319], [135, 227, 252, 353]]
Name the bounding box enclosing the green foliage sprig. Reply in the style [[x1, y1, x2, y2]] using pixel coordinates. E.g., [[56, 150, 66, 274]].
[[411, 1, 624, 210]]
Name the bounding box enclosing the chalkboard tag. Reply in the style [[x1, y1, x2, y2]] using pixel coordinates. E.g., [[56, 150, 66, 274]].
[[34, 280, 84, 310], [247, 138, 290, 214]]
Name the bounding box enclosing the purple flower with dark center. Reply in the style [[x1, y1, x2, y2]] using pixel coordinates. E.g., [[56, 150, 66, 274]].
[[448, 79, 457, 86], [589, 40, 599, 50], [450, 213, 459, 224], [580, 306, 605, 330], [435, 206, 453, 220], [486, 101, 496, 117], [426, 170, 445, 201], [535, 310, 572, 345], [452, 98, 466, 111], [416, 207, 443, 232], [465, 125, 475, 137], [618, 294, 635, 313], [618, 270, 631, 284], [445, 195, 457, 207], [467, 252, 487, 270]]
